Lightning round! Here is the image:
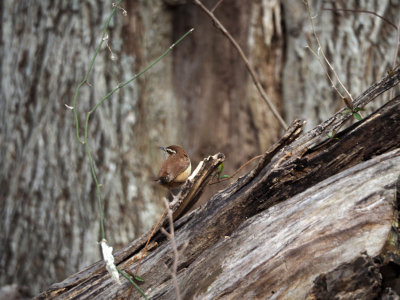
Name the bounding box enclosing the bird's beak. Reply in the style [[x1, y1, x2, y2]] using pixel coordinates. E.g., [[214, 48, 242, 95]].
[[159, 146, 168, 159]]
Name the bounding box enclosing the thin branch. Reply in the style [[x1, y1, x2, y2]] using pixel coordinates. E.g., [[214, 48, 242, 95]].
[[135, 208, 167, 274], [305, 45, 346, 99], [72, 21, 194, 299], [211, 0, 224, 13], [84, 113, 106, 239], [161, 198, 182, 300], [194, 0, 288, 129], [304, 0, 353, 101], [394, 19, 400, 68], [391, 19, 400, 100]]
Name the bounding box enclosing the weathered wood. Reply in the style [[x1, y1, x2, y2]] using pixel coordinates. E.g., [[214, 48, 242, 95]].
[[4, 2, 399, 295], [169, 150, 400, 299], [34, 153, 225, 299], [172, 152, 226, 220], [36, 70, 400, 299], [38, 149, 400, 299], [305, 253, 382, 300]]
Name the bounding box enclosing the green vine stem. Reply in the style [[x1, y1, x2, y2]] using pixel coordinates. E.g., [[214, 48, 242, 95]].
[[117, 267, 148, 300], [72, 0, 123, 144], [83, 27, 194, 240], [72, 2, 194, 296], [86, 28, 194, 117]]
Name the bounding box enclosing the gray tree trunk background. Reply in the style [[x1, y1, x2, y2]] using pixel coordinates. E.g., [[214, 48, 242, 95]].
[[0, 0, 398, 296]]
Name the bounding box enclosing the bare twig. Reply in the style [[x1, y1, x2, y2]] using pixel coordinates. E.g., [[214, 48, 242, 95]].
[[161, 198, 181, 300], [135, 208, 167, 274], [211, 0, 224, 12], [305, 45, 346, 99], [394, 19, 400, 69], [304, 0, 353, 101], [194, 0, 288, 129], [392, 20, 400, 100]]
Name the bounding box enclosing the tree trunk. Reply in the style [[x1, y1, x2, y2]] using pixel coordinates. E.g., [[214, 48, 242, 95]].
[[0, 0, 285, 294], [1, 0, 399, 296], [35, 70, 400, 299], [0, 0, 180, 294]]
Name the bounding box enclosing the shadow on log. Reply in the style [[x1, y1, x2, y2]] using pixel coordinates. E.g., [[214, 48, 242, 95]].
[[36, 70, 400, 299]]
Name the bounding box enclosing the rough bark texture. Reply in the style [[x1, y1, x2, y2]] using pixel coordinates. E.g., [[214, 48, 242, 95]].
[[171, 0, 284, 171], [1, 0, 399, 296], [0, 1, 284, 294], [39, 150, 400, 299], [35, 69, 400, 299], [0, 0, 179, 294], [305, 253, 383, 300], [282, 0, 400, 130]]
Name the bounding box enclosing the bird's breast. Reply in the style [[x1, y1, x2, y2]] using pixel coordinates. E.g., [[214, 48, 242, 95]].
[[174, 163, 191, 183]]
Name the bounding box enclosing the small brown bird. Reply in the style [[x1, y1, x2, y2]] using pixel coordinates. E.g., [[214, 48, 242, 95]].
[[156, 145, 191, 189]]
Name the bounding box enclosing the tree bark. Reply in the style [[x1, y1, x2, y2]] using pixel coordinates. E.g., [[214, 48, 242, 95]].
[[0, 1, 285, 294], [2, 0, 399, 296], [282, 0, 400, 130], [36, 69, 400, 299], [0, 0, 180, 294]]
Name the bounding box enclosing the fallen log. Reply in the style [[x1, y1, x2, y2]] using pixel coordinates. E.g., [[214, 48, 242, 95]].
[[36, 69, 400, 299]]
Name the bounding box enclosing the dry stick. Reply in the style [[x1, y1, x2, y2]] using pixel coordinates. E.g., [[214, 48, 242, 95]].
[[124, 271, 134, 300], [160, 198, 182, 300], [393, 20, 400, 100], [211, 0, 224, 12], [194, 0, 287, 129], [305, 45, 346, 99], [393, 19, 400, 69], [135, 208, 167, 274], [304, 0, 353, 101]]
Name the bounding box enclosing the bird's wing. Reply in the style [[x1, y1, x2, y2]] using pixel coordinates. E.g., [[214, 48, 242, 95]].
[[158, 156, 190, 182]]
